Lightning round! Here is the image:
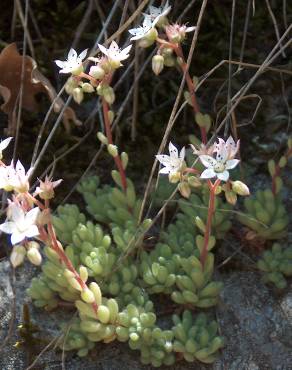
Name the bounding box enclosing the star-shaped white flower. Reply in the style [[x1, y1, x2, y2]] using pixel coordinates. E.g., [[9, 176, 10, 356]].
[[144, 1, 171, 26], [55, 48, 88, 74], [0, 137, 12, 160], [199, 137, 240, 182], [9, 160, 34, 193], [0, 204, 40, 245], [156, 142, 185, 175], [129, 16, 154, 41], [98, 41, 132, 67]]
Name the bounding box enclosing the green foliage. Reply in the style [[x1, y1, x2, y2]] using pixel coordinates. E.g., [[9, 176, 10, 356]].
[[172, 310, 224, 363], [28, 174, 225, 366], [257, 243, 292, 289], [178, 191, 232, 239], [237, 189, 288, 240]]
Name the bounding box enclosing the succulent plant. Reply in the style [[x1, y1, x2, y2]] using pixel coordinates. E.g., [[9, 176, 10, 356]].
[[257, 243, 292, 288], [237, 189, 288, 240]]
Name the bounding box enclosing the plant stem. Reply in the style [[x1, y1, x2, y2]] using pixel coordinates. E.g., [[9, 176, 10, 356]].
[[200, 179, 221, 267], [174, 45, 207, 144], [101, 98, 127, 192]]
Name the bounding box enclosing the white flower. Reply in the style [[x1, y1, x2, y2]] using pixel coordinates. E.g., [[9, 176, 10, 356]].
[[156, 142, 185, 175], [165, 24, 196, 42], [143, 1, 171, 26], [129, 16, 153, 41], [0, 162, 16, 191], [0, 204, 40, 245], [0, 137, 12, 160], [98, 41, 132, 67], [199, 136, 240, 182], [9, 160, 33, 193], [55, 48, 88, 74]]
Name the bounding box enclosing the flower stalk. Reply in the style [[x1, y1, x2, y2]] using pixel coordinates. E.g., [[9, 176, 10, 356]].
[[200, 179, 221, 267]]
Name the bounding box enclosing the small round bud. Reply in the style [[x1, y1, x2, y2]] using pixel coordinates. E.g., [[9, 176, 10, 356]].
[[10, 245, 26, 268], [103, 86, 115, 105], [163, 56, 175, 67], [72, 87, 84, 104], [107, 144, 118, 157], [71, 64, 84, 76], [214, 185, 222, 195], [168, 172, 181, 184], [145, 28, 158, 42], [81, 82, 95, 93], [152, 55, 164, 76], [138, 38, 155, 48], [89, 65, 105, 80], [97, 132, 108, 145], [232, 181, 250, 196], [178, 181, 191, 198], [27, 247, 42, 266], [161, 47, 173, 57], [65, 77, 78, 95], [225, 190, 237, 205], [188, 176, 201, 188]]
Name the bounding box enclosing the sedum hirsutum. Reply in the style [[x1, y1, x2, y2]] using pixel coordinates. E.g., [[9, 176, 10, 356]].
[[28, 169, 224, 365]]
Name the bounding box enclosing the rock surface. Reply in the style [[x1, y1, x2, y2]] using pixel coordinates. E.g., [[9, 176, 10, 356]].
[[0, 260, 291, 370]]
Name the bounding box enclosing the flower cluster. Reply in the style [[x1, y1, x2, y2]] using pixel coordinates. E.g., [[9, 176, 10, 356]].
[[0, 137, 62, 267]]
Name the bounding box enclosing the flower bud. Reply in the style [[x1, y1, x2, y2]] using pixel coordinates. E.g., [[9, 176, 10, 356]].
[[161, 47, 173, 57], [188, 176, 201, 188], [71, 64, 84, 76], [81, 82, 95, 93], [72, 87, 84, 104], [107, 144, 118, 157], [214, 185, 222, 195], [163, 56, 175, 67], [138, 38, 155, 48], [10, 245, 26, 268], [81, 288, 95, 303], [152, 55, 164, 76], [168, 172, 181, 184], [145, 28, 158, 42], [225, 190, 237, 205], [65, 77, 78, 95], [89, 65, 105, 80], [178, 181, 191, 198], [27, 247, 42, 266], [97, 132, 108, 145], [103, 86, 115, 105], [232, 181, 250, 196]]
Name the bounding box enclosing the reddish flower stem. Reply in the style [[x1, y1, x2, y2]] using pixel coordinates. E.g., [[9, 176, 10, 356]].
[[101, 98, 127, 192], [200, 179, 221, 268], [156, 38, 207, 144], [271, 147, 292, 196]]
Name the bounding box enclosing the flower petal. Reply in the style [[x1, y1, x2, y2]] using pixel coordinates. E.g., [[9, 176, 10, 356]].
[[217, 170, 229, 181], [159, 167, 171, 174], [55, 60, 66, 68], [0, 221, 16, 234], [156, 154, 171, 166], [25, 207, 40, 225], [25, 225, 39, 238], [68, 48, 77, 60], [225, 159, 240, 170], [179, 147, 185, 161], [200, 168, 216, 179], [11, 231, 25, 245], [199, 155, 217, 168], [0, 137, 13, 151], [168, 142, 178, 159], [78, 48, 88, 62], [98, 43, 109, 57]]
